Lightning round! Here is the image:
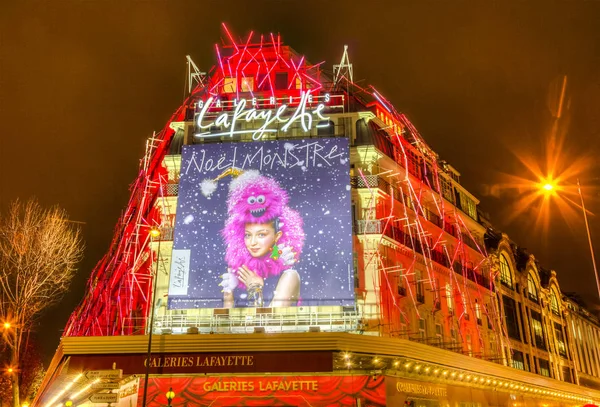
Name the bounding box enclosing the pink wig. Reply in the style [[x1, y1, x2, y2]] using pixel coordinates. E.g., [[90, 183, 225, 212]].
[[222, 171, 304, 285]]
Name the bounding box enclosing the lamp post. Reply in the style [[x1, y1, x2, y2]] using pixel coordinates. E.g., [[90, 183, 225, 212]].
[[141, 227, 162, 407], [576, 179, 600, 300], [166, 387, 176, 407], [2, 320, 19, 407], [541, 179, 600, 300]]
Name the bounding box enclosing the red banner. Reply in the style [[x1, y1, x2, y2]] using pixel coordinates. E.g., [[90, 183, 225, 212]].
[[141, 375, 386, 406]]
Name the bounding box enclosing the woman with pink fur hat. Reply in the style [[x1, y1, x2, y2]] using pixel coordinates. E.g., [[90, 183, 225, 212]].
[[203, 169, 305, 308]]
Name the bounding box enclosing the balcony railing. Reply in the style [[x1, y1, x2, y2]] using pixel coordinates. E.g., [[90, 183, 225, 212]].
[[354, 219, 491, 291], [351, 175, 481, 252], [161, 183, 179, 197], [149, 307, 363, 335], [359, 131, 481, 223]]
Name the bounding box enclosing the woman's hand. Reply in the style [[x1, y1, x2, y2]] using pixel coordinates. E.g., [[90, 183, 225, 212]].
[[278, 244, 297, 266], [237, 265, 264, 290], [219, 269, 238, 293]]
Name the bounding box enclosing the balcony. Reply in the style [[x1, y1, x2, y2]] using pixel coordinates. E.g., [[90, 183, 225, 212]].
[[354, 219, 491, 291], [350, 175, 482, 252], [155, 226, 174, 241], [150, 307, 362, 335]]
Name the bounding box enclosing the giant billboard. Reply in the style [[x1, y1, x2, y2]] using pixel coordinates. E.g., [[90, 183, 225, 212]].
[[168, 138, 354, 309]]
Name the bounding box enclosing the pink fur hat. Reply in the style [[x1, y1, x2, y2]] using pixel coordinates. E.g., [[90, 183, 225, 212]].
[[214, 170, 305, 284]]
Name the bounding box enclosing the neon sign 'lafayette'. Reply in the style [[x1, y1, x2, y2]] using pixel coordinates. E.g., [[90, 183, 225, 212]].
[[195, 91, 332, 140]]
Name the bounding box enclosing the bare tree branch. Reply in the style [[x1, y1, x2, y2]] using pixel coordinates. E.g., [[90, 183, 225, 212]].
[[0, 199, 83, 407]]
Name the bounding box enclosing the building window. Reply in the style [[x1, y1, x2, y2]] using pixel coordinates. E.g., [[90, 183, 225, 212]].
[[475, 300, 482, 325], [531, 311, 546, 350], [419, 318, 426, 340], [240, 76, 254, 92], [446, 284, 454, 314], [440, 177, 455, 204], [223, 77, 237, 93], [511, 350, 525, 370], [466, 333, 472, 356], [539, 359, 551, 377], [527, 273, 538, 302], [502, 296, 521, 340], [256, 73, 271, 91], [275, 72, 288, 90], [499, 254, 513, 288], [457, 191, 477, 220], [561, 365, 573, 383], [550, 291, 560, 316], [415, 271, 424, 303], [554, 322, 567, 358]]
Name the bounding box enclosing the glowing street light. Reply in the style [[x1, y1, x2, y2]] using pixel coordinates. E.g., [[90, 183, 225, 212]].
[[166, 388, 176, 407], [149, 227, 161, 238], [542, 182, 554, 192], [3, 322, 10, 330]]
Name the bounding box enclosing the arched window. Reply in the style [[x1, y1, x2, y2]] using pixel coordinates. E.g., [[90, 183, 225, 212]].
[[550, 290, 560, 316], [527, 273, 538, 302], [499, 254, 513, 288]]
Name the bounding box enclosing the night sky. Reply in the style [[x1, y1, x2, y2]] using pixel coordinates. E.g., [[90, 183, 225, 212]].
[[1, 1, 599, 364]]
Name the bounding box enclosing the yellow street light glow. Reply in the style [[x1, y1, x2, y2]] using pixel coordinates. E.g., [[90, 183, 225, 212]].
[[343, 352, 350, 360], [3, 322, 10, 329], [149, 227, 161, 238]]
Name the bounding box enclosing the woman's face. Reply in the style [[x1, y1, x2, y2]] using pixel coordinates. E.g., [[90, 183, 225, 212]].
[[244, 222, 282, 258]]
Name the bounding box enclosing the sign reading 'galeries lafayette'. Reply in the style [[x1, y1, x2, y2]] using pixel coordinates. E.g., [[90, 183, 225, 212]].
[[67, 351, 333, 375]]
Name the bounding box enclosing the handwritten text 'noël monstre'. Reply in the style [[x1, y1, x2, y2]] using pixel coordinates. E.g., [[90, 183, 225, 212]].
[[184, 141, 345, 175]]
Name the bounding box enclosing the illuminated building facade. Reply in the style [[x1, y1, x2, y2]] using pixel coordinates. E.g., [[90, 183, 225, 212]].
[[34, 26, 600, 407]]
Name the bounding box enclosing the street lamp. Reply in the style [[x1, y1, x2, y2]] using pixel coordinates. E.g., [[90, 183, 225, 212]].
[[575, 179, 600, 300], [540, 178, 600, 300], [166, 387, 176, 407], [141, 226, 162, 407]]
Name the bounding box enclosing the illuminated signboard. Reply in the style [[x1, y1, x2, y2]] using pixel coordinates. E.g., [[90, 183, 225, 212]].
[[168, 138, 353, 309], [194, 91, 343, 140], [142, 375, 386, 406]]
